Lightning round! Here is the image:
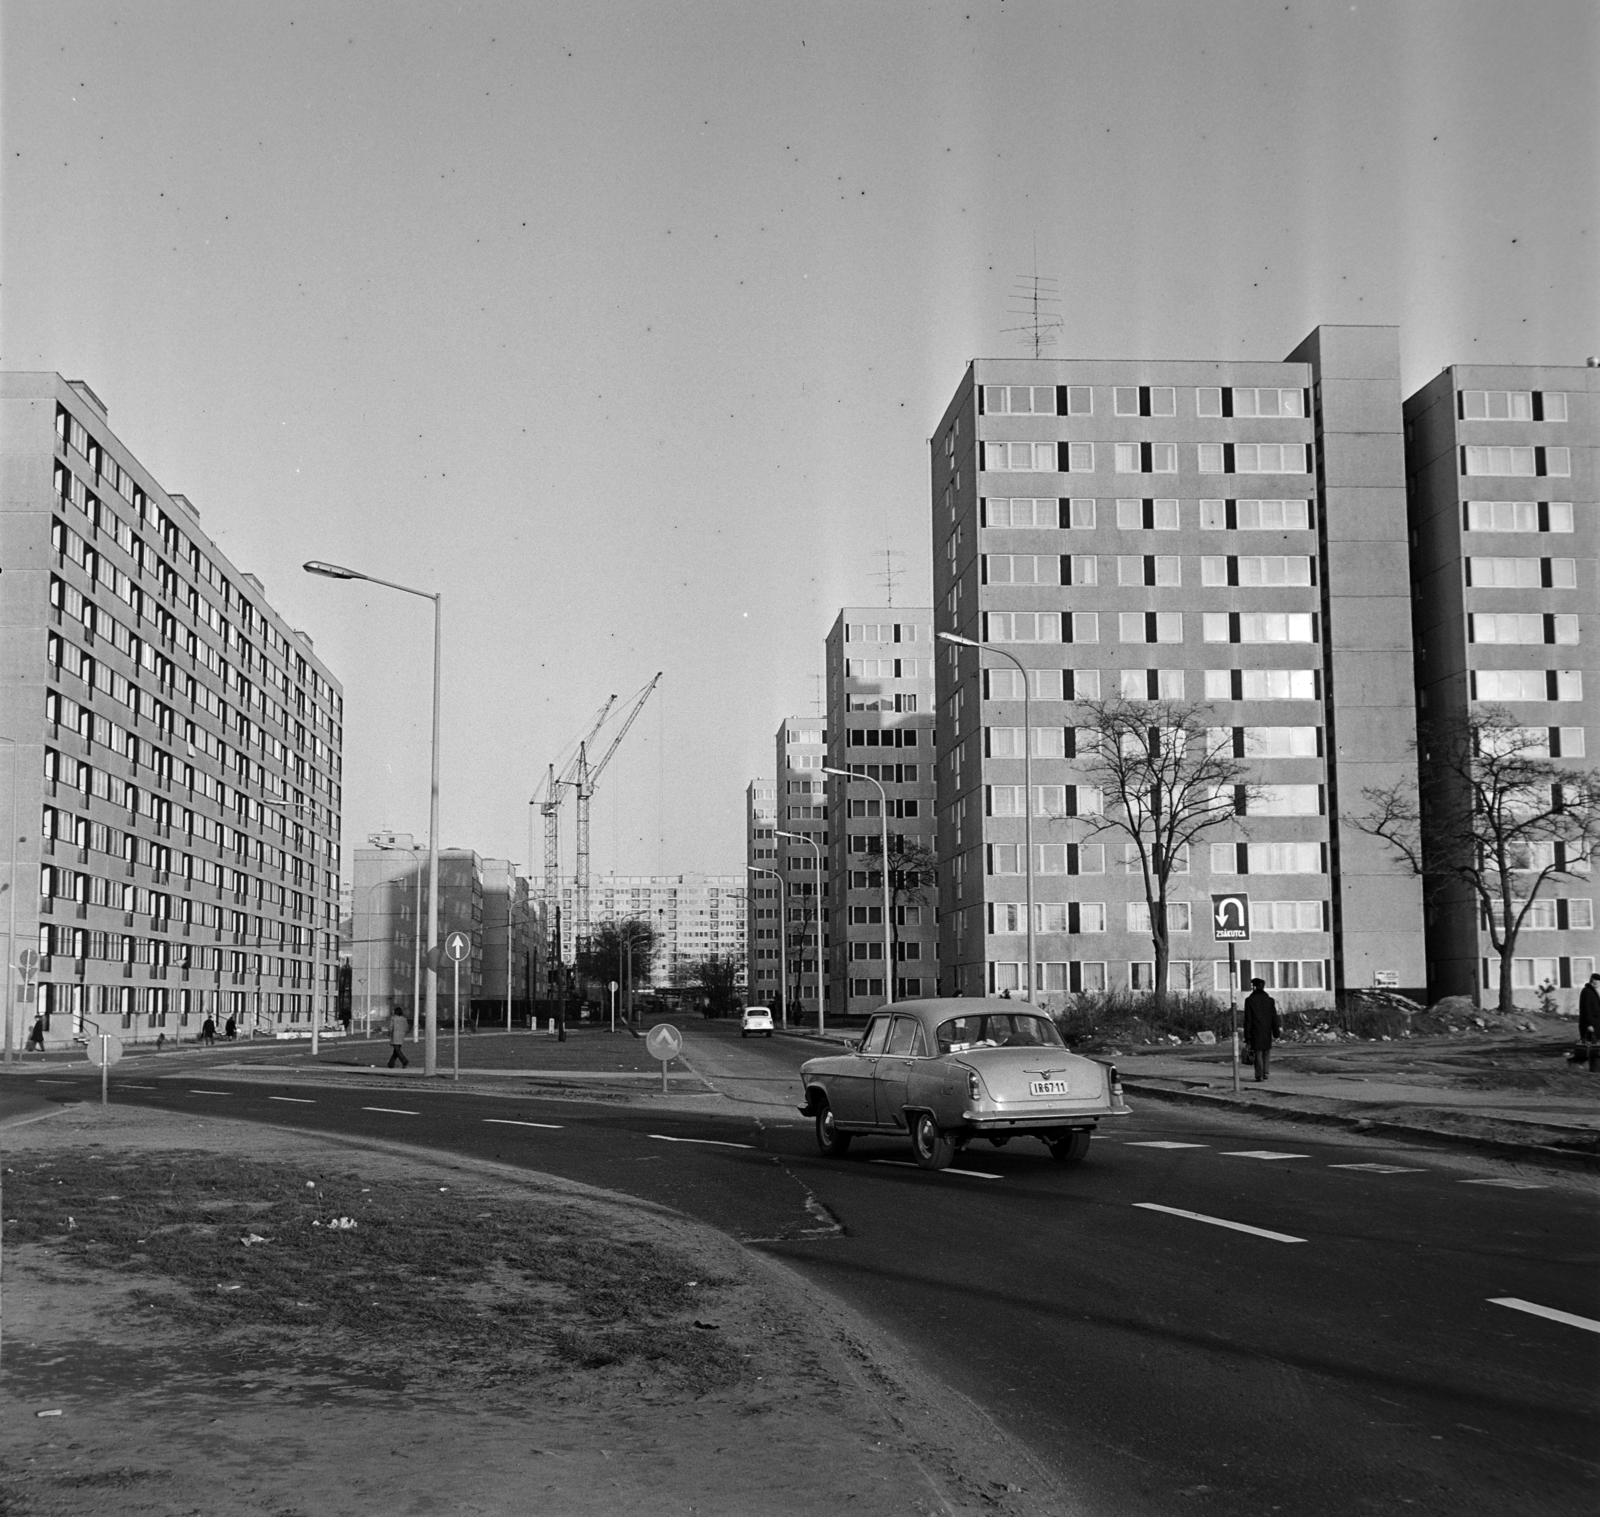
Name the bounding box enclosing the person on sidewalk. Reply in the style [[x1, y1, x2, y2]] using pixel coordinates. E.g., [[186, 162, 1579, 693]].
[[1243, 978, 1280, 1082], [25, 1015, 46, 1053], [387, 1008, 410, 1069], [224, 1014, 237, 1040], [200, 1016, 216, 1047], [1579, 972, 1600, 1074]]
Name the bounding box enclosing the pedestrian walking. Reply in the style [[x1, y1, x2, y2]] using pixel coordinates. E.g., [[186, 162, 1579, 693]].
[[224, 1014, 237, 1040], [200, 1015, 216, 1047], [387, 1008, 410, 1069], [1578, 972, 1600, 1074], [25, 1015, 46, 1053], [1243, 978, 1280, 1082]]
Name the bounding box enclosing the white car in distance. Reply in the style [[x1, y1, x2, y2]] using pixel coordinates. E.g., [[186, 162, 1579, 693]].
[[741, 1006, 775, 1038]]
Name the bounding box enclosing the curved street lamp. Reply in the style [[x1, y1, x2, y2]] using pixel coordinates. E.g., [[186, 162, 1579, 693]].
[[305, 560, 442, 1076]]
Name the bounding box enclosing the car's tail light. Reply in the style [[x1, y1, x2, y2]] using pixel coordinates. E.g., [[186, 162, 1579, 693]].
[[1109, 1064, 1124, 1101], [967, 1069, 982, 1102]]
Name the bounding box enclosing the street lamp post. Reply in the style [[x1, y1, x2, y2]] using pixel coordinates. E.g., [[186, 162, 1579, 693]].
[[939, 633, 1035, 1004], [746, 864, 785, 1027], [305, 561, 442, 1077], [776, 829, 824, 1033], [822, 766, 894, 1005]]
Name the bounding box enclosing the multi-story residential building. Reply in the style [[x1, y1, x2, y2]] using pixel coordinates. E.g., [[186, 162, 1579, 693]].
[[1, 373, 344, 1048], [481, 857, 532, 1024], [746, 779, 780, 1005], [1403, 362, 1598, 1008], [825, 608, 938, 1015], [774, 717, 828, 1021], [562, 873, 746, 988], [930, 326, 1426, 1007]]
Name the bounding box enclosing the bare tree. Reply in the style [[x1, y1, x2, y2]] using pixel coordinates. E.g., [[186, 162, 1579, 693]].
[[1354, 707, 1600, 1013], [1072, 698, 1256, 1009], [878, 833, 937, 986], [679, 952, 744, 1019]]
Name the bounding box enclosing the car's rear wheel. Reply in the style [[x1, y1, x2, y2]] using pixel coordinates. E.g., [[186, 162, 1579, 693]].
[[1047, 1130, 1092, 1164], [815, 1102, 852, 1157], [912, 1112, 955, 1171]]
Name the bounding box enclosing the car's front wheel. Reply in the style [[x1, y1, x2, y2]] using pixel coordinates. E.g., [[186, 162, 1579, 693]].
[[911, 1112, 955, 1171], [815, 1101, 852, 1157], [1047, 1130, 1092, 1164], [740, 1030, 748, 1038]]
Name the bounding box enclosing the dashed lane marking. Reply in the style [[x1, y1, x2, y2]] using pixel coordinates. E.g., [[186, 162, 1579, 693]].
[[1134, 1202, 1306, 1243], [1489, 1297, 1600, 1334], [190, 1090, 231, 1096], [36, 1079, 76, 1085], [119, 1084, 154, 1089], [1329, 1163, 1427, 1174], [1220, 1150, 1308, 1161], [1126, 1141, 1210, 1149], [871, 1161, 1003, 1180], [485, 1119, 564, 1130], [362, 1106, 418, 1116], [1462, 1178, 1546, 1190], [268, 1096, 315, 1104], [647, 1134, 753, 1149]]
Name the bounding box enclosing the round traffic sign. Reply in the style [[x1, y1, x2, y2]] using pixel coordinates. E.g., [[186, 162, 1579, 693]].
[[17, 948, 40, 979], [87, 1033, 124, 1067], [645, 1023, 682, 1061], [444, 931, 471, 963]]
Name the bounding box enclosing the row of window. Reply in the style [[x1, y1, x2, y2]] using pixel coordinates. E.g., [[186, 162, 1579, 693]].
[[982, 841, 1326, 878], [847, 978, 925, 998], [982, 441, 1312, 476], [957, 668, 1321, 707], [845, 657, 925, 678], [1484, 898, 1596, 932], [1470, 670, 1585, 703], [1459, 390, 1570, 422], [982, 553, 1317, 587], [1465, 556, 1578, 588], [985, 899, 1326, 934], [983, 496, 1314, 531], [979, 384, 1309, 419], [1468, 613, 1581, 646], [846, 693, 920, 712], [843, 623, 928, 643], [981, 610, 1320, 645], [1464, 500, 1575, 534], [987, 959, 1331, 995], [1486, 957, 1597, 991], [984, 782, 1321, 818], [1461, 446, 1571, 477]]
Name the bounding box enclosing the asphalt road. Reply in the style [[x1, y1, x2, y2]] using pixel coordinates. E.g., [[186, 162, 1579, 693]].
[[9, 1025, 1597, 1517]]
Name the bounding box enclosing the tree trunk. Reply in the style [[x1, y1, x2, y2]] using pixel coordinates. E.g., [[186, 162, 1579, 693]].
[[1497, 943, 1518, 1015], [1152, 922, 1169, 1014]]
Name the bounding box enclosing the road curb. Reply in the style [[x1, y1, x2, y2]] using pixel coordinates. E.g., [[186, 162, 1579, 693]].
[[1122, 1078, 1600, 1173]]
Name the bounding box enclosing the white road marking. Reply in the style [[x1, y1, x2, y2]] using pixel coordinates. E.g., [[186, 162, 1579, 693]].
[[1134, 1202, 1306, 1243], [1328, 1162, 1427, 1174], [362, 1106, 418, 1116], [36, 1079, 75, 1085], [870, 1160, 1002, 1180], [647, 1134, 752, 1149], [1126, 1141, 1209, 1149], [1220, 1150, 1308, 1161], [485, 1119, 564, 1130], [119, 1084, 154, 1089], [1462, 1178, 1546, 1190], [268, 1096, 315, 1104], [1489, 1297, 1600, 1334], [190, 1090, 230, 1096]]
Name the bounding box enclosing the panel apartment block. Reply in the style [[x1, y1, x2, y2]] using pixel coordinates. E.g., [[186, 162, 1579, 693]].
[[2, 374, 344, 1048], [774, 716, 827, 1020], [929, 326, 1425, 1007], [564, 872, 746, 989], [824, 608, 937, 1014], [746, 779, 778, 1003], [1403, 362, 1598, 1007]]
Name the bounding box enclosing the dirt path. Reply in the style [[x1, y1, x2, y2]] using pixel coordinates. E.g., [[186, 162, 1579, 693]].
[[0, 1103, 1074, 1517]]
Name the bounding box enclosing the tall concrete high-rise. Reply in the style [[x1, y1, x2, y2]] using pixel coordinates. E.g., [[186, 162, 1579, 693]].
[[1403, 362, 1598, 1008], [774, 716, 827, 1021], [563, 872, 746, 989], [930, 326, 1426, 1006], [745, 779, 779, 1005], [2, 374, 344, 1047], [824, 608, 937, 1015]]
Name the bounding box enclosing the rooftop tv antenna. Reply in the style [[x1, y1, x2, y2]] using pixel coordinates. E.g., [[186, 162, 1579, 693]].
[[871, 543, 904, 607], [1003, 242, 1062, 359]]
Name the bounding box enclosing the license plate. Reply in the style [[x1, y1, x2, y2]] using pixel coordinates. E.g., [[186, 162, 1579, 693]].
[[1029, 1080, 1072, 1097]]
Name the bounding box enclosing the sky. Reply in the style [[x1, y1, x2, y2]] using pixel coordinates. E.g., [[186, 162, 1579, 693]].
[[3, 1, 1595, 889]]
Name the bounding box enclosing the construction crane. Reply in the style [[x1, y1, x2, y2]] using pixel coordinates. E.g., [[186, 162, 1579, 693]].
[[533, 697, 616, 963], [573, 672, 662, 952]]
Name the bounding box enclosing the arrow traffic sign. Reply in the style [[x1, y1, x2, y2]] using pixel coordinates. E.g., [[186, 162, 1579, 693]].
[[445, 931, 471, 963], [1211, 893, 1251, 942]]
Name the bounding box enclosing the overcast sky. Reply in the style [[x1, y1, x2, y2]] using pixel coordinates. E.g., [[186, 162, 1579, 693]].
[[3, 1, 1595, 886]]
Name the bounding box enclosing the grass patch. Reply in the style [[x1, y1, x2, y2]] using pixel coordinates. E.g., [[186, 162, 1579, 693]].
[[3, 1152, 741, 1394]]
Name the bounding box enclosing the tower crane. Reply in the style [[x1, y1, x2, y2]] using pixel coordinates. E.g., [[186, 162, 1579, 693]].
[[573, 672, 662, 952], [533, 696, 616, 965]]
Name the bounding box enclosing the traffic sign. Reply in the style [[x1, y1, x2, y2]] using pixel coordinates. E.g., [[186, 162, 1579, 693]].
[[87, 1033, 123, 1067], [1211, 893, 1251, 942], [445, 931, 471, 963], [645, 1023, 682, 1061], [17, 948, 40, 980]]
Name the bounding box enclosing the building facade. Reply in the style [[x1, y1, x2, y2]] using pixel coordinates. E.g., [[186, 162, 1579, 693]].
[[745, 779, 779, 1005], [930, 326, 1426, 1008], [774, 717, 828, 1022], [825, 608, 938, 1015], [1403, 363, 1598, 1007], [481, 857, 532, 1023], [2, 373, 344, 1047], [562, 872, 746, 988]]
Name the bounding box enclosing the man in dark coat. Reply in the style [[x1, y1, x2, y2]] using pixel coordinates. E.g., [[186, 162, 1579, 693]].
[[1243, 978, 1280, 1082], [1578, 973, 1600, 1073]]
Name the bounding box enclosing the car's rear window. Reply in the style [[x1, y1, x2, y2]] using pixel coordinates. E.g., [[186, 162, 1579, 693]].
[[936, 1013, 1065, 1054]]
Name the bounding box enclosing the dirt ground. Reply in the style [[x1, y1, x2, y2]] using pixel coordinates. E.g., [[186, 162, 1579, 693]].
[[0, 1104, 1074, 1517]]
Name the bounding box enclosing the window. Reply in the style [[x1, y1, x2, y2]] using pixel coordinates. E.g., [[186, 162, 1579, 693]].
[[1463, 446, 1535, 476], [1228, 959, 1327, 991], [1120, 669, 1185, 700], [1467, 556, 1542, 588], [1466, 500, 1573, 533], [1198, 443, 1225, 473], [1472, 669, 1583, 702], [1472, 613, 1578, 645], [1196, 388, 1223, 418], [1249, 900, 1325, 932], [1234, 442, 1308, 474], [1065, 386, 1092, 415], [985, 441, 1057, 472], [984, 554, 1061, 585], [1116, 499, 1141, 529], [1121, 843, 1190, 874], [1461, 390, 1532, 421], [1241, 499, 1309, 530], [1113, 386, 1176, 417], [1114, 442, 1140, 473], [1114, 388, 1137, 416], [1118, 611, 1183, 643], [1246, 784, 1322, 816], [1240, 726, 1319, 758], [1113, 440, 1178, 473], [1065, 443, 1094, 472], [984, 497, 1057, 527], [1127, 901, 1192, 933], [1210, 841, 1324, 874], [1118, 555, 1180, 586], [1233, 388, 1306, 418], [1115, 498, 1179, 530], [1070, 555, 1099, 586], [985, 611, 1062, 643], [983, 385, 1056, 415]]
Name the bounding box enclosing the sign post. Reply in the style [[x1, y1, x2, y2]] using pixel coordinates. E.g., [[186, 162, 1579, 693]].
[[444, 931, 471, 1082], [644, 1022, 682, 1095], [609, 980, 619, 1034], [87, 1030, 123, 1106], [1212, 893, 1250, 1094]]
